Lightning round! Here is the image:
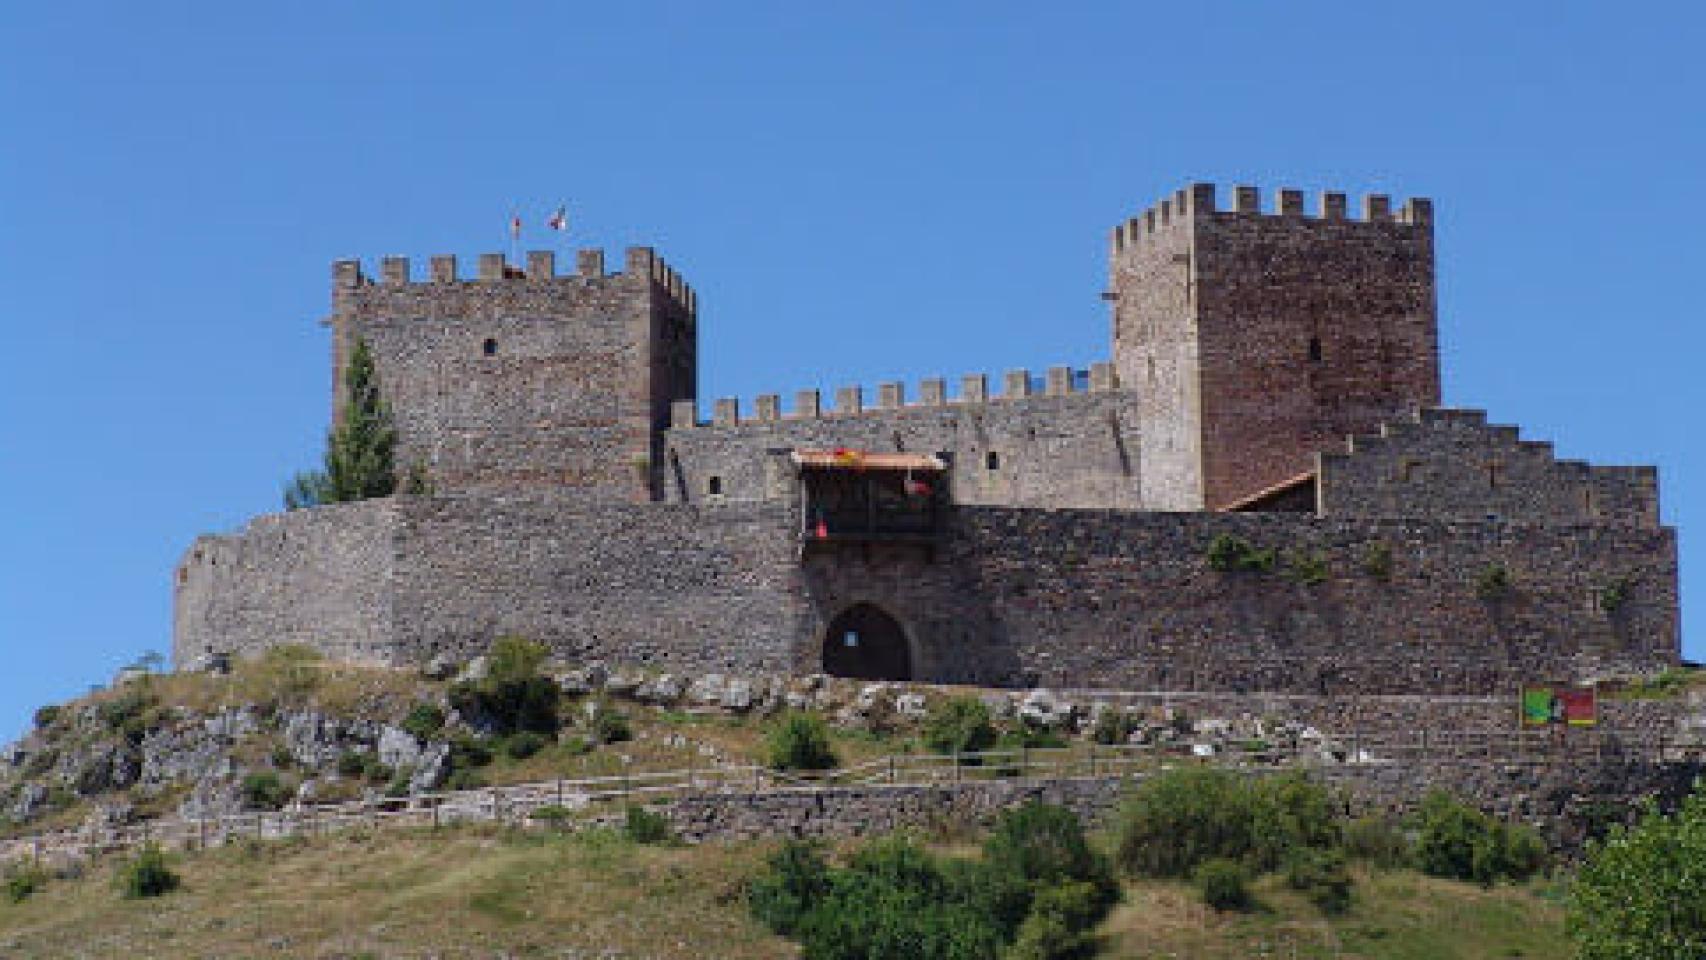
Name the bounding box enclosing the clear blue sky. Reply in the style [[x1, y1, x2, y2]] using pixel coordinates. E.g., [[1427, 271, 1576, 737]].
[[1, 2, 1700, 744]]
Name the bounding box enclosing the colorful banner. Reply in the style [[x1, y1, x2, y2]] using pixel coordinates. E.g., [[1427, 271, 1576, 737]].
[[1521, 686, 1597, 727]]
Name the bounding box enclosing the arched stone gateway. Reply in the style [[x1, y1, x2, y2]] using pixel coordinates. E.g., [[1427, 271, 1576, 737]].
[[822, 604, 913, 681]]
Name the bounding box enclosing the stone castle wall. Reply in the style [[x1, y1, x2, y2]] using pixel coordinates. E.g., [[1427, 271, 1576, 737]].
[[174, 501, 403, 665], [176, 495, 809, 673], [174, 495, 1678, 693], [662, 365, 1140, 509], [802, 508, 1677, 692]]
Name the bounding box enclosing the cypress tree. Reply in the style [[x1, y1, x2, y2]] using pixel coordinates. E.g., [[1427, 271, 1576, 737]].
[[283, 338, 397, 509]]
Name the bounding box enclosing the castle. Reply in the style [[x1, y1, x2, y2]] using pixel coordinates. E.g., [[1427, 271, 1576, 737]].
[[173, 183, 1680, 694]]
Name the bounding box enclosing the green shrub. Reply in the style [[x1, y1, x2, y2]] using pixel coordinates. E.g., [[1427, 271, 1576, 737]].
[[31, 705, 61, 730], [1360, 542, 1394, 579], [1475, 563, 1513, 601], [1091, 708, 1137, 746], [1412, 791, 1546, 886], [922, 695, 998, 759], [118, 844, 179, 899], [750, 829, 1114, 960], [1206, 534, 1276, 573], [5, 865, 47, 904], [1284, 847, 1353, 915], [1116, 769, 1338, 878], [1569, 791, 1706, 958], [449, 735, 494, 770], [445, 768, 486, 791], [1008, 882, 1103, 960], [622, 806, 675, 845], [531, 804, 574, 826], [1194, 858, 1251, 912], [384, 766, 415, 799], [504, 731, 549, 760], [1342, 814, 1411, 868], [447, 637, 560, 736], [240, 771, 292, 811], [98, 688, 162, 746], [766, 711, 839, 771], [1597, 577, 1633, 614], [401, 702, 446, 741], [587, 700, 632, 745], [335, 751, 391, 783], [748, 840, 832, 937], [1285, 550, 1330, 585], [1001, 725, 1069, 750], [336, 751, 369, 778], [984, 803, 1117, 909]]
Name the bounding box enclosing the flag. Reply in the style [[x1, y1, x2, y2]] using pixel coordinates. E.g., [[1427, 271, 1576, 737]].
[[509, 215, 522, 239], [547, 205, 568, 232]]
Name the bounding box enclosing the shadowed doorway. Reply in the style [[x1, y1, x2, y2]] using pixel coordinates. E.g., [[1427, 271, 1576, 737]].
[[822, 604, 913, 681]]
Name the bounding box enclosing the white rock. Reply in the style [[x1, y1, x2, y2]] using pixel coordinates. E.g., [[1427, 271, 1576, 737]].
[[377, 725, 423, 770], [894, 693, 928, 718], [688, 674, 728, 705], [721, 679, 755, 711], [422, 654, 458, 681], [856, 684, 888, 711], [455, 656, 490, 683], [636, 673, 688, 704]]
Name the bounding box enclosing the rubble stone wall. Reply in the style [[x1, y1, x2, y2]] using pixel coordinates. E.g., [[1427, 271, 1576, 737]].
[[175, 495, 1678, 694]]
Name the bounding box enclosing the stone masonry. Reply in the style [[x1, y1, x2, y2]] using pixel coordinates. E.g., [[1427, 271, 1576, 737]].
[[174, 180, 1680, 700]]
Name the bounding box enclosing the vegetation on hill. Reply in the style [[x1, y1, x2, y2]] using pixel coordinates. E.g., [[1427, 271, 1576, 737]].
[[0, 809, 1573, 959], [1569, 787, 1706, 958]]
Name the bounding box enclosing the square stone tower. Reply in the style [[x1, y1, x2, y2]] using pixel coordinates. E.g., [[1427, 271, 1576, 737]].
[[326, 247, 697, 501], [1110, 183, 1439, 510]]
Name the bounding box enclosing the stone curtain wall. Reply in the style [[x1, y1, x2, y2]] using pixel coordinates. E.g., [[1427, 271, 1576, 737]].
[[1319, 408, 1661, 527], [800, 509, 1678, 692], [175, 497, 1677, 693], [389, 495, 808, 671], [173, 501, 402, 668], [1110, 184, 1439, 510], [175, 495, 812, 674], [328, 249, 695, 501], [663, 381, 1141, 510]]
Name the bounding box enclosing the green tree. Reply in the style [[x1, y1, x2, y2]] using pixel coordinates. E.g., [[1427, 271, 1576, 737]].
[[1569, 791, 1706, 959], [284, 338, 397, 509]]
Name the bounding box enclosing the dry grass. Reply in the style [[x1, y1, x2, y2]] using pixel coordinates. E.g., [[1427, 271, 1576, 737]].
[[0, 824, 795, 960], [1098, 867, 1569, 959]]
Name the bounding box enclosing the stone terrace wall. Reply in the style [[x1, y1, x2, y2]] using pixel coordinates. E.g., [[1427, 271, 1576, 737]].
[[800, 509, 1678, 692], [1319, 407, 1661, 527], [174, 501, 402, 667], [664, 760, 1705, 850], [663, 370, 1140, 510]]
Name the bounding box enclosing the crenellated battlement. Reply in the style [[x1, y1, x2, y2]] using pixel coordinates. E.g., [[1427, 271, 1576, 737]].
[[1110, 182, 1433, 254], [670, 361, 1122, 430], [1318, 408, 1661, 527], [331, 245, 697, 316]]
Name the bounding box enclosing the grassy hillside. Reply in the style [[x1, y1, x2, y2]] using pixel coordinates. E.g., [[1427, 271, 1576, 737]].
[[0, 822, 1570, 960], [1102, 868, 1569, 959]]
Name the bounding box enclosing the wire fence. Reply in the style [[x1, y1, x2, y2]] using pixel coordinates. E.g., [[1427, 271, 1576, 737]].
[[4, 725, 1700, 868]]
